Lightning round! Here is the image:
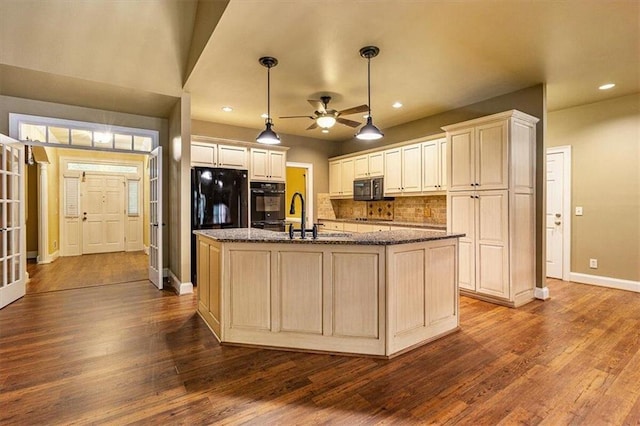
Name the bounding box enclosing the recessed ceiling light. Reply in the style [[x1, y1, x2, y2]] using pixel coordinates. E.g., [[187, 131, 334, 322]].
[[599, 83, 616, 90], [322, 129, 329, 134], [260, 113, 269, 119], [222, 106, 233, 112], [392, 102, 403, 108]]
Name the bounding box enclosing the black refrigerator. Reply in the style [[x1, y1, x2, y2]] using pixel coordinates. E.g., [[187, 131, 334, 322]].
[[191, 167, 248, 284]]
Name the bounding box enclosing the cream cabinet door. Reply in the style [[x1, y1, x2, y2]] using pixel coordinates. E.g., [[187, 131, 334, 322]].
[[368, 152, 384, 177], [422, 138, 447, 192], [353, 155, 370, 179], [329, 161, 343, 196], [475, 190, 509, 299], [401, 143, 422, 193], [191, 142, 217, 167], [448, 193, 476, 291], [384, 148, 402, 194], [476, 120, 508, 190], [448, 128, 475, 191], [218, 144, 247, 169], [268, 150, 286, 181], [340, 159, 354, 196]]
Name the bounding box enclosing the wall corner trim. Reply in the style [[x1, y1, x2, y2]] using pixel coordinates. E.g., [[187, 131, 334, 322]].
[[168, 269, 194, 295], [534, 286, 550, 300]]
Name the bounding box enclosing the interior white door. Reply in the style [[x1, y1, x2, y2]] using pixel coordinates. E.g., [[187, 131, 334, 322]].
[[81, 175, 125, 254], [0, 135, 25, 309], [148, 146, 162, 289], [546, 151, 565, 278]]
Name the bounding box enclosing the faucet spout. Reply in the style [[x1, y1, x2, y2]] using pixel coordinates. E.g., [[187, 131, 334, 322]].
[[289, 192, 306, 239]]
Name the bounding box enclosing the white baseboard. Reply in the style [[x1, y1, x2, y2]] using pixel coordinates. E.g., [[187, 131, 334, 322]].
[[168, 269, 193, 295], [534, 286, 550, 300], [569, 272, 640, 293], [143, 245, 149, 255], [27, 250, 38, 260]]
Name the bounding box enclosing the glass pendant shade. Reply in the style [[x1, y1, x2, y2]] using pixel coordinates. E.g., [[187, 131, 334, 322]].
[[316, 115, 337, 129], [356, 116, 383, 140], [256, 120, 280, 144]]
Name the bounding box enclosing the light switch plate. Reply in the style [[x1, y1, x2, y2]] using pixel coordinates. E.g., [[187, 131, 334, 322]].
[[575, 206, 583, 216]]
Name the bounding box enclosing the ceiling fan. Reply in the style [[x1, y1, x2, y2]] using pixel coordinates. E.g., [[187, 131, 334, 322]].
[[280, 96, 369, 130]]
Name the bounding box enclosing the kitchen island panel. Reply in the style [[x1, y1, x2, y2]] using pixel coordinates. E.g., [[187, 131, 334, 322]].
[[228, 249, 271, 331], [387, 239, 459, 355], [332, 252, 382, 339], [278, 251, 324, 335]]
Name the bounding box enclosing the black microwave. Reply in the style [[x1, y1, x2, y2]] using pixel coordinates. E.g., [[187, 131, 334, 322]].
[[353, 177, 385, 201]]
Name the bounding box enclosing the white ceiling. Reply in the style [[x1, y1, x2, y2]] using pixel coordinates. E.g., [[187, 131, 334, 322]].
[[1, 0, 638, 142]]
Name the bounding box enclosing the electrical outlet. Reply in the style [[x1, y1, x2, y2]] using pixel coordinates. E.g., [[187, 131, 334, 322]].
[[575, 206, 583, 216], [589, 258, 598, 269]]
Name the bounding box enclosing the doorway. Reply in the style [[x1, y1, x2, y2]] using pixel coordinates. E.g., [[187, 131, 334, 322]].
[[286, 162, 314, 226], [546, 146, 571, 280], [25, 146, 154, 293]]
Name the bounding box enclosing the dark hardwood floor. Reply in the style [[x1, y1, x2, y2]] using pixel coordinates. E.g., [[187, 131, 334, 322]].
[[1, 278, 639, 425], [26, 251, 148, 294]]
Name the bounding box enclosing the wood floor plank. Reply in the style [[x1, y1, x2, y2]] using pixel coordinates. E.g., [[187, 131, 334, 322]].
[[1, 277, 639, 424]]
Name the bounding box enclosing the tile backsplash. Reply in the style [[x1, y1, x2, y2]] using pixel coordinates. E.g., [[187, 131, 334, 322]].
[[317, 193, 446, 225]]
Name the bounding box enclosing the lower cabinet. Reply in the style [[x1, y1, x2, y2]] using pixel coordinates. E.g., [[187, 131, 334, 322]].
[[448, 190, 535, 307]]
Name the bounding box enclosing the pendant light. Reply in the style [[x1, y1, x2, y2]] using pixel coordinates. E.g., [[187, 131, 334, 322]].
[[256, 56, 280, 145], [355, 46, 383, 141]]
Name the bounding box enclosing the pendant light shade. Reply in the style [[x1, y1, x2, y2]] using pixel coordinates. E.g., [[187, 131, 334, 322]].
[[356, 46, 383, 141], [257, 56, 280, 145]]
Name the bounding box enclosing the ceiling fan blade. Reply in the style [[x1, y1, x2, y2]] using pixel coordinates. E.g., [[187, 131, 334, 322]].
[[336, 117, 361, 128], [307, 99, 326, 114], [306, 122, 319, 130], [279, 115, 314, 119], [338, 104, 369, 116]]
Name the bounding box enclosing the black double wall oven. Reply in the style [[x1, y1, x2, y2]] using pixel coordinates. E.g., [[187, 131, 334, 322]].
[[250, 181, 286, 232]]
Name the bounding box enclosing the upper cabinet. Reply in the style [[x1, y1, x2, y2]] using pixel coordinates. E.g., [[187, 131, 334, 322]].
[[354, 152, 384, 179], [250, 148, 286, 182], [383, 143, 421, 195], [191, 141, 248, 170], [329, 158, 354, 198], [421, 137, 447, 192], [447, 119, 508, 191]]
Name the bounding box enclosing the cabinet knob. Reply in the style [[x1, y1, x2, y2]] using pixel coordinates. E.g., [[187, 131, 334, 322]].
[[555, 221, 561, 225]]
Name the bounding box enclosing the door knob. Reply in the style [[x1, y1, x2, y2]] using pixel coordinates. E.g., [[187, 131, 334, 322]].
[[555, 221, 561, 225], [555, 213, 561, 218]]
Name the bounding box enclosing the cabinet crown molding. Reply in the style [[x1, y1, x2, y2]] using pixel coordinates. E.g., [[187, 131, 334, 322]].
[[191, 135, 289, 151], [441, 110, 539, 132]]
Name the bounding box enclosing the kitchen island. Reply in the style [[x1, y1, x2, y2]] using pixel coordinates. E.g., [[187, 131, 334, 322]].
[[194, 228, 462, 358]]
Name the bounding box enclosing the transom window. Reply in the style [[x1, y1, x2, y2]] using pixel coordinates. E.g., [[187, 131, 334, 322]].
[[9, 113, 158, 153]]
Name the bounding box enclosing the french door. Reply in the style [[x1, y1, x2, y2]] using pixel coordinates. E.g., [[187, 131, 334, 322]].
[[148, 146, 163, 289], [0, 135, 25, 309]]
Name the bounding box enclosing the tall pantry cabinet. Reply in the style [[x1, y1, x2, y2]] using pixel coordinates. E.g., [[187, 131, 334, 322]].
[[444, 110, 539, 307]]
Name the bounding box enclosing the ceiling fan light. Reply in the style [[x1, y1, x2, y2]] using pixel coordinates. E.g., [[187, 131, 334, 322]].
[[256, 120, 281, 145], [356, 116, 384, 140], [316, 115, 336, 129]]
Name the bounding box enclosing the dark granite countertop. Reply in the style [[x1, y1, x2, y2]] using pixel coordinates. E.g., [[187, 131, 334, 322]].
[[194, 228, 463, 246], [318, 218, 446, 231]]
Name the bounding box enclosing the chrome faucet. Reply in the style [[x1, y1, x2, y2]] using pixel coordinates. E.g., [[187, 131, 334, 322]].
[[289, 192, 306, 239]]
